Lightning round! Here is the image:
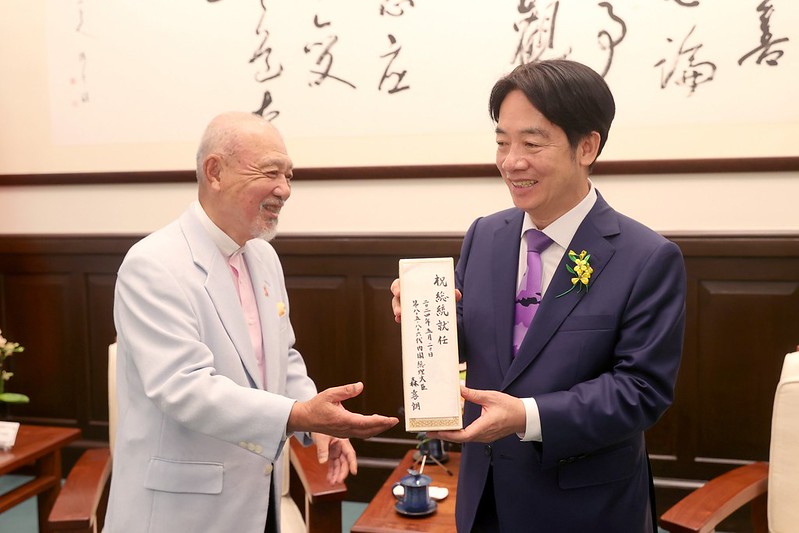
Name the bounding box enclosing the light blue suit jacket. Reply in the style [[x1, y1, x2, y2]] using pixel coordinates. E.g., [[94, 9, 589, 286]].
[[105, 206, 316, 532]]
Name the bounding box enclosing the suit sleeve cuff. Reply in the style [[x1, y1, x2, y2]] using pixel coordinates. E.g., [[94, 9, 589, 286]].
[[517, 397, 543, 442]]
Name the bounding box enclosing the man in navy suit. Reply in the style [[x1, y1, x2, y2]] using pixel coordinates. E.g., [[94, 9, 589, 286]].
[[391, 60, 686, 531]]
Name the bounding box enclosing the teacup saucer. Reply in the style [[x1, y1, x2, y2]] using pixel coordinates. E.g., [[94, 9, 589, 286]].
[[395, 499, 437, 517]]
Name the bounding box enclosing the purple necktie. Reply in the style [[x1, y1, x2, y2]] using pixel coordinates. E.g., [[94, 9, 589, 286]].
[[513, 230, 553, 356]]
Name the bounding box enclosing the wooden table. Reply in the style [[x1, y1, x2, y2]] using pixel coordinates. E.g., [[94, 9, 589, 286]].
[[0, 425, 81, 533], [352, 450, 460, 533]]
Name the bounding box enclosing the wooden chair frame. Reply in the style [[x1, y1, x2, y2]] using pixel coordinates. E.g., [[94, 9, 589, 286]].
[[659, 462, 769, 533]]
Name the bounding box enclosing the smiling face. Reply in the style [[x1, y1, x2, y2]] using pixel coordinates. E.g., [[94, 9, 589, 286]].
[[199, 113, 293, 245], [495, 90, 599, 229]]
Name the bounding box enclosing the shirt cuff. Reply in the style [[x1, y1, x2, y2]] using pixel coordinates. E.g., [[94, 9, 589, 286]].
[[517, 397, 543, 441]]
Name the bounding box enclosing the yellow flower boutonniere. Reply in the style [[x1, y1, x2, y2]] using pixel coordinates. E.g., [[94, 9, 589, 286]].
[[556, 250, 594, 298], [276, 302, 286, 317]]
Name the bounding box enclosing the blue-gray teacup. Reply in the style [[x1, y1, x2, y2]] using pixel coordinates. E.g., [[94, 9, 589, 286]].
[[393, 471, 432, 513]]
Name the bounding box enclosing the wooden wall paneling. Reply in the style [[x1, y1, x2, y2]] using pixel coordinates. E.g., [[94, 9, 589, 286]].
[[85, 272, 118, 441], [2, 233, 799, 515], [0, 236, 133, 466], [361, 276, 404, 436], [283, 274, 351, 391], [648, 238, 799, 531], [690, 254, 799, 479], [273, 237, 464, 501], [695, 278, 798, 466], [1, 271, 78, 424]]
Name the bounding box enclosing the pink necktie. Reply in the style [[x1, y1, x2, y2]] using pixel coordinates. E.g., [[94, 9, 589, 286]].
[[229, 251, 266, 385], [513, 230, 553, 356]]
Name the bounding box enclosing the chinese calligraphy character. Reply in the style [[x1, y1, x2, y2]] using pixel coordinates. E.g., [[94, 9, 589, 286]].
[[596, 2, 627, 77], [71, 0, 90, 107], [304, 15, 357, 89], [654, 25, 717, 95], [76, 0, 85, 32], [379, 0, 415, 17], [254, 91, 279, 121], [250, 1, 283, 119], [378, 34, 410, 94], [738, 0, 789, 66], [250, 6, 284, 83], [512, 0, 567, 65]]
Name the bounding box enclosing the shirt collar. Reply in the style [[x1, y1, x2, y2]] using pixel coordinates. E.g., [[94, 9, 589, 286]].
[[193, 201, 241, 258], [521, 181, 597, 250]]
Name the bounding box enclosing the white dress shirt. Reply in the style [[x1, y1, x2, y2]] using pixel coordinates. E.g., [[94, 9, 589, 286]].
[[517, 183, 597, 441]]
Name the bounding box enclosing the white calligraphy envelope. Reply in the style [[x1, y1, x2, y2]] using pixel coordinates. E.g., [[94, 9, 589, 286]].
[[399, 257, 463, 432]]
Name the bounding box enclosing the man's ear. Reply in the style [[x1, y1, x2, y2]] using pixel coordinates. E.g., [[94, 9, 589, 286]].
[[578, 132, 601, 167], [203, 154, 224, 191]]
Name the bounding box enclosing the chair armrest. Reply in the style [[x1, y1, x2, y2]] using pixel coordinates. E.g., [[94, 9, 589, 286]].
[[288, 436, 347, 533], [659, 462, 769, 533], [48, 447, 112, 532], [288, 436, 347, 503]]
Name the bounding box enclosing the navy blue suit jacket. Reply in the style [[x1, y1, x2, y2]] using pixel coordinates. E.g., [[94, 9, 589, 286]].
[[454, 192, 686, 532]]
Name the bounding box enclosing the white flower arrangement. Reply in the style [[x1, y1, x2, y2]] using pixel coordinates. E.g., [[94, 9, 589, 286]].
[[0, 329, 29, 404]]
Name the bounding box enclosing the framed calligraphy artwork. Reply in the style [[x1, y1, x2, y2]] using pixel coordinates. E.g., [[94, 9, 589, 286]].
[[8, 0, 798, 182]]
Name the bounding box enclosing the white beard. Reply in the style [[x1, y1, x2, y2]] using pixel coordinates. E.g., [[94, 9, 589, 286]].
[[256, 221, 278, 242]]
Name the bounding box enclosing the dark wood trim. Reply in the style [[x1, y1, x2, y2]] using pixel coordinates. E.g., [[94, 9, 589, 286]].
[[594, 156, 799, 175], [3, 233, 797, 256], [666, 234, 799, 256], [1, 156, 797, 186], [0, 235, 141, 254]]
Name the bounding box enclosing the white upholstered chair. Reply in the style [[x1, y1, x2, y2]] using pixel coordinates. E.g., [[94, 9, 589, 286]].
[[107, 342, 117, 455], [48, 343, 346, 532], [660, 350, 799, 533]]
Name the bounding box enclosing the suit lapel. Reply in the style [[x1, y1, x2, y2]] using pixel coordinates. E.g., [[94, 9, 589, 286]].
[[493, 211, 525, 377], [179, 210, 265, 389], [501, 195, 619, 389]]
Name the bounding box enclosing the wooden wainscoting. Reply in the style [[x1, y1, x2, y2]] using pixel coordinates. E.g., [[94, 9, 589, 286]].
[[1, 233, 798, 523]]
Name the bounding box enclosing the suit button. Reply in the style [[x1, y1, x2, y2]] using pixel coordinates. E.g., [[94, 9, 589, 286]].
[[248, 443, 256, 452], [239, 441, 248, 449], [255, 445, 263, 454], [264, 464, 273, 476], [484, 445, 492, 457]]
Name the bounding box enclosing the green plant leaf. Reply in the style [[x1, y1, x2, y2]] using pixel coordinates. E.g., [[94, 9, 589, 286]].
[[0, 392, 30, 404]]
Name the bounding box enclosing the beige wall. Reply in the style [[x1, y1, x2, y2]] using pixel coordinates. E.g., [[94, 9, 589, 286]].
[[2, 1, 797, 236]]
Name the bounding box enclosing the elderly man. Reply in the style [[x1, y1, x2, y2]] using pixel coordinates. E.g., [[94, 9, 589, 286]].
[[108, 112, 398, 532]]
